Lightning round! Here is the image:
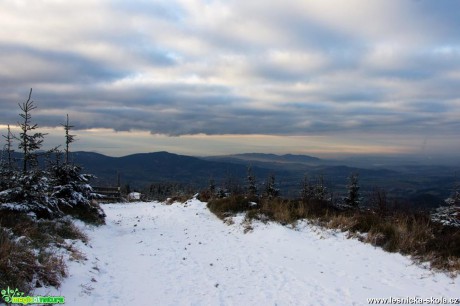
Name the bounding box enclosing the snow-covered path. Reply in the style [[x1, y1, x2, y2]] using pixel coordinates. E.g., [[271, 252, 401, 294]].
[[41, 199, 459, 305]]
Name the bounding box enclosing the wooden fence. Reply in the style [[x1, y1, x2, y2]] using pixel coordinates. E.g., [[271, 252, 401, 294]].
[[93, 186, 122, 203]]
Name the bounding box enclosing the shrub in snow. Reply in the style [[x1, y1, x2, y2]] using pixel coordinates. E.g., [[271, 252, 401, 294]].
[[445, 191, 460, 207], [431, 191, 460, 228], [0, 170, 61, 219], [430, 206, 460, 228], [51, 164, 105, 224], [51, 164, 92, 204]]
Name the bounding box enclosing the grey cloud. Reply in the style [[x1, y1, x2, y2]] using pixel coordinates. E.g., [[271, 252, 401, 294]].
[[1, 0, 460, 151], [0, 44, 128, 83], [250, 64, 311, 83]]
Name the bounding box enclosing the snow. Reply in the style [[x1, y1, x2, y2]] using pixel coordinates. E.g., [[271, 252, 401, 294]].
[[0, 202, 29, 212], [36, 199, 460, 306], [431, 205, 460, 228], [128, 192, 141, 201]]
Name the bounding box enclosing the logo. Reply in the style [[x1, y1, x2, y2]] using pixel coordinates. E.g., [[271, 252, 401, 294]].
[[1, 287, 65, 305]]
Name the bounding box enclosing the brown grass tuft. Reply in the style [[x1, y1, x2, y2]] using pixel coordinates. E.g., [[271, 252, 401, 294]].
[[207, 195, 253, 219], [0, 211, 88, 294]]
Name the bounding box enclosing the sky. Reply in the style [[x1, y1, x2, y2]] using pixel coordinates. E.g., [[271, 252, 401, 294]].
[[1, 0, 460, 161]]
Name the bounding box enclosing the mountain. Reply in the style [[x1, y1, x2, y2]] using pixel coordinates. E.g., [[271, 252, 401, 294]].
[[70, 151, 276, 189], [205, 153, 321, 165], [4, 150, 451, 206], [67, 151, 455, 208]]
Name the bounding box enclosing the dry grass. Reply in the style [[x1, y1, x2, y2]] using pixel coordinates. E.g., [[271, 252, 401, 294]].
[[0, 229, 37, 292], [327, 213, 357, 230], [207, 195, 254, 219], [325, 210, 459, 273], [0, 210, 88, 293], [36, 251, 67, 288]]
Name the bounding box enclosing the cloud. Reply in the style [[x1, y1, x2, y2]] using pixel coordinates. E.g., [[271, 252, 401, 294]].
[[1, 0, 460, 157]]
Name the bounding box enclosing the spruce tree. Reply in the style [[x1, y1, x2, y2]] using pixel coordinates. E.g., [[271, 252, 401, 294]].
[[62, 114, 75, 165], [247, 165, 257, 198], [264, 174, 279, 199], [3, 125, 15, 170], [17, 89, 46, 174], [344, 173, 360, 208], [313, 175, 327, 201], [301, 175, 314, 202], [0, 89, 59, 218], [0, 125, 16, 190], [51, 115, 105, 223]]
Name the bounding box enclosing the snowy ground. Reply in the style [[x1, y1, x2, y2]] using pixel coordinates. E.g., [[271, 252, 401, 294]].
[[37, 199, 459, 306]]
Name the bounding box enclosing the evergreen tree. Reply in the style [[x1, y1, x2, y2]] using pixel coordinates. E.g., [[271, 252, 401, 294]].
[[302, 175, 328, 201], [344, 173, 360, 208], [62, 114, 75, 165], [16, 89, 46, 174], [0, 89, 58, 217], [301, 175, 314, 202], [208, 177, 216, 195], [0, 89, 105, 223], [264, 174, 279, 199], [0, 125, 16, 190], [3, 125, 15, 170], [50, 115, 105, 223], [313, 175, 327, 201], [247, 165, 257, 198], [0, 92, 104, 222]]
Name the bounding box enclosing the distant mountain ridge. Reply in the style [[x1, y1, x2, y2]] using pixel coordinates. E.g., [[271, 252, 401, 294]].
[[70, 151, 275, 189], [4, 150, 448, 207], [206, 153, 321, 164]]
